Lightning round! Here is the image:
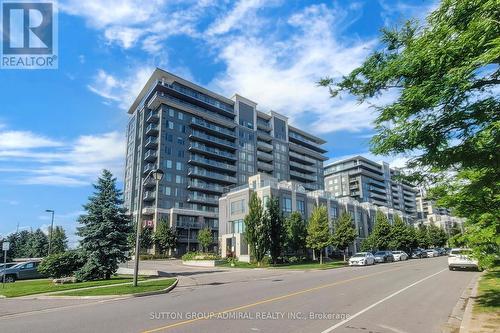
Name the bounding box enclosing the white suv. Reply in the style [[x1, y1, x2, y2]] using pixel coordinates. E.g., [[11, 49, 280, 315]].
[[448, 248, 479, 271]]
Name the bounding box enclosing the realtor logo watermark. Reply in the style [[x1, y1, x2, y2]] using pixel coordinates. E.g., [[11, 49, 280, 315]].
[[1, 0, 58, 69]]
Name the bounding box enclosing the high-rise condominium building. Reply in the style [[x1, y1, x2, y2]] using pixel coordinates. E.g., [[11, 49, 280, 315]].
[[124, 68, 328, 254], [323, 156, 418, 219]]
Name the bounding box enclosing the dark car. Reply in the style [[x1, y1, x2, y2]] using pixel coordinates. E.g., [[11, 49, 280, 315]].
[[410, 249, 427, 259], [0, 263, 17, 270], [373, 251, 395, 263], [0, 261, 45, 282]]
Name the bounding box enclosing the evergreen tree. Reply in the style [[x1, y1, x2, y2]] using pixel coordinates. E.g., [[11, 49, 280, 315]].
[[388, 215, 415, 253], [244, 192, 269, 266], [49, 226, 68, 254], [154, 219, 177, 255], [197, 227, 213, 253], [267, 197, 284, 265], [371, 211, 392, 250], [140, 226, 154, 254], [284, 212, 307, 256], [306, 205, 331, 264], [76, 170, 131, 281], [331, 212, 357, 261], [26, 229, 49, 258], [416, 224, 431, 249]]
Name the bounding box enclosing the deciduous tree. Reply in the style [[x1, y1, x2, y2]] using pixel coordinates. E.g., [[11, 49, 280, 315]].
[[331, 213, 357, 261], [306, 205, 331, 264]]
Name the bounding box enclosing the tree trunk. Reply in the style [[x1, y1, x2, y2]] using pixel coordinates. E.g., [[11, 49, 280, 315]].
[[343, 247, 347, 262], [312, 249, 316, 261], [320, 249, 323, 265]]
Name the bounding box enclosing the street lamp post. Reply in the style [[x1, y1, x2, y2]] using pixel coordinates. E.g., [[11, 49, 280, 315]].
[[133, 168, 164, 287], [45, 210, 55, 256]]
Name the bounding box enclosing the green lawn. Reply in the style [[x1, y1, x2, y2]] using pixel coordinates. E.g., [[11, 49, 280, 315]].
[[55, 278, 176, 296], [474, 269, 499, 313], [0, 275, 147, 298], [218, 260, 346, 270]]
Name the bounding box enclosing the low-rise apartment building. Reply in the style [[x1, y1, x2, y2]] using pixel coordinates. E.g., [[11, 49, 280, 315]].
[[218, 173, 414, 262]]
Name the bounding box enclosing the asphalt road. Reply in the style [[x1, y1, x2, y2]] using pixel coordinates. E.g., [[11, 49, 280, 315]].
[[0, 257, 478, 333]]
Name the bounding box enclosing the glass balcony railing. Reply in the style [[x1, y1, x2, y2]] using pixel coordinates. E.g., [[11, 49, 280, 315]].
[[189, 142, 237, 160]]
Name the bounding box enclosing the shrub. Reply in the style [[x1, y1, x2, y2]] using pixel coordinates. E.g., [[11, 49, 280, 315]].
[[181, 251, 220, 261], [139, 254, 171, 260], [38, 250, 85, 278]]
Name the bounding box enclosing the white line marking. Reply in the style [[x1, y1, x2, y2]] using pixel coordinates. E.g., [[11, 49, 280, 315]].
[[320, 268, 447, 333]]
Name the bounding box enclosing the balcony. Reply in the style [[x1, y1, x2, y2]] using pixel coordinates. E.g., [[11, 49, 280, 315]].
[[188, 168, 237, 184], [144, 136, 158, 148], [289, 170, 316, 182], [146, 110, 159, 123], [190, 118, 236, 139], [257, 121, 272, 132], [289, 150, 316, 165], [288, 131, 327, 154], [143, 163, 156, 174], [143, 191, 156, 201], [187, 181, 225, 194], [144, 150, 157, 162], [189, 131, 237, 150], [257, 140, 273, 152], [143, 178, 156, 189], [289, 161, 316, 173], [257, 130, 273, 142], [145, 123, 159, 136], [189, 142, 237, 161], [159, 81, 235, 118], [188, 155, 237, 172], [257, 161, 273, 172], [257, 150, 273, 162], [187, 194, 219, 206]]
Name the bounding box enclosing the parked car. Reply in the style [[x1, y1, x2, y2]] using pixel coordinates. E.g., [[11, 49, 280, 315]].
[[392, 251, 408, 261], [348, 252, 375, 266], [373, 251, 394, 263], [0, 263, 17, 271], [425, 249, 439, 257], [0, 260, 44, 282], [437, 248, 447, 256], [448, 248, 480, 271]]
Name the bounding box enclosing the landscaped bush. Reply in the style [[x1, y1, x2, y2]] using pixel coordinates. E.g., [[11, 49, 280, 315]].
[[38, 250, 85, 278], [181, 252, 221, 261]]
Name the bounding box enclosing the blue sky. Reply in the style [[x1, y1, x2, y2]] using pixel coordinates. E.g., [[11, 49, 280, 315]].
[[0, 0, 437, 245]]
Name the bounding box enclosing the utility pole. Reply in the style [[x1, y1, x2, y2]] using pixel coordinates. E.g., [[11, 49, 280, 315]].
[[45, 210, 55, 256]]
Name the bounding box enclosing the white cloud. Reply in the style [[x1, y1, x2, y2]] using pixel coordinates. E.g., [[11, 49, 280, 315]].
[[88, 67, 154, 110], [0, 130, 62, 150], [205, 0, 270, 36], [326, 151, 411, 169], [0, 124, 126, 186], [104, 27, 145, 49], [210, 3, 377, 133]]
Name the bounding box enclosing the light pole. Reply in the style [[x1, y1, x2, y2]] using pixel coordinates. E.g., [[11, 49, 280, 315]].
[[45, 210, 55, 256], [133, 168, 164, 287]]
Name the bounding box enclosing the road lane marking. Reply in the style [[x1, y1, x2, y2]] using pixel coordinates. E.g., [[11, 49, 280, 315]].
[[320, 268, 447, 333], [141, 265, 410, 333]]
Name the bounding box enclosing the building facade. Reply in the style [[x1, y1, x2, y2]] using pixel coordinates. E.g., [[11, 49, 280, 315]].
[[416, 192, 465, 234], [323, 156, 418, 219], [124, 68, 327, 254], [218, 173, 414, 262]]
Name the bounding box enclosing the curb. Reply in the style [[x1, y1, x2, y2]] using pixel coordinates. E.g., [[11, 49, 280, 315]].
[[459, 272, 481, 333], [17, 278, 178, 300], [442, 272, 482, 333]]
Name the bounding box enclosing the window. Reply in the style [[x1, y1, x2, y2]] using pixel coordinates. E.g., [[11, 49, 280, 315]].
[[165, 160, 172, 169], [230, 199, 246, 215], [165, 147, 171, 155], [165, 186, 171, 195], [297, 199, 305, 215], [263, 195, 270, 206], [283, 197, 292, 213], [175, 175, 182, 184], [169, 108, 174, 117], [177, 150, 184, 158], [168, 121, 174, 129], [176, 162, 182, 171], [178, 112, 183, 120], [177, 137, 184, 145], [167, 134, 173, 142], [164, 173, 172, 182], [230, 219, 245, 233]]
